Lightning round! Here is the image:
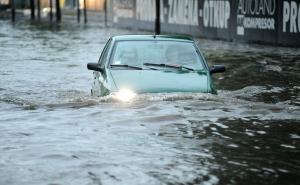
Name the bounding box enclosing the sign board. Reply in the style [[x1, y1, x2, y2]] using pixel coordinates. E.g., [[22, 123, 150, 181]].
[[112, 0, 300, 46]]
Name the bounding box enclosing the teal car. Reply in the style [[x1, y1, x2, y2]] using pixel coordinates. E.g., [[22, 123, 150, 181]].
[[87, 35, 225, 101]]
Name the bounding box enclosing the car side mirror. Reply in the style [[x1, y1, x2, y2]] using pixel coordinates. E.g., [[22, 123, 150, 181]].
[[210, 65, 226, 74], [87, 63, 103, 73]]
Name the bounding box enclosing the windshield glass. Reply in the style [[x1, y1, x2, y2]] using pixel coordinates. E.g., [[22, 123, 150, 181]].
[[110, 40, 205, 70]]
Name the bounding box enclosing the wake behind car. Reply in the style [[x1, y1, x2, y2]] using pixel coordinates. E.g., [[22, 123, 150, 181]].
[[87, 35, 225, 101]]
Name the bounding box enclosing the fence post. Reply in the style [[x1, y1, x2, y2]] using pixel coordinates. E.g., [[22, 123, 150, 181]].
[[77, 0, 80, 23], [155, 0, 160, 34], [104, 0, 107, 27], [83, 0, 87, 23], [37, 0, 41, 20], [11, 0, 15, 22], [50, 0, 53, 21], [30, 0, 35, 20], [55, 0, 61, 22]]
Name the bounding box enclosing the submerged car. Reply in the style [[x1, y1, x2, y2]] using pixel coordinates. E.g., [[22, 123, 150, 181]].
[[87, 35, 225, 101]]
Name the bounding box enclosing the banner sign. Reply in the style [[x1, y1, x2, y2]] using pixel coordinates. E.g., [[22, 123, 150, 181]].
[[112, 0, 300, 46]]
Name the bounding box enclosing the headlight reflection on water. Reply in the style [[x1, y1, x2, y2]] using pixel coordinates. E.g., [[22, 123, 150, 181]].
[[114, 89, 137, 102]]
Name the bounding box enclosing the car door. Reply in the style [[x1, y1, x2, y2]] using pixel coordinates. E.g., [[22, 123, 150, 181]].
[[91, 38, 112, 96]]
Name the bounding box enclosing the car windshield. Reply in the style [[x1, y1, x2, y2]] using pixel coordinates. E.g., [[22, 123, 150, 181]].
[[110, 40, 205, 70]]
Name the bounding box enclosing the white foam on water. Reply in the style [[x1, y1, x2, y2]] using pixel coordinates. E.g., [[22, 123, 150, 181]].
[[280, 144, 296, 149], [228, 144, 239, 148], [290, 134, 300, 139]]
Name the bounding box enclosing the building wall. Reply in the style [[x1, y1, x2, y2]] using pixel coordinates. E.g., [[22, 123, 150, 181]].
[[0, 0, 9, 5], [0, 0, 105, 10], [85, 0, 105, 11], [38, 0, 104, 10], [40, 0, 65, 8], [0, 0, 9, 10], [64, 0, 105, 10], [112, 0, 300, 47], [9, 0, 30, 8]]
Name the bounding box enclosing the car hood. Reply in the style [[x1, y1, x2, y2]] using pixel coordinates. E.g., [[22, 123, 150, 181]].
[[110, 70, 209, 93]]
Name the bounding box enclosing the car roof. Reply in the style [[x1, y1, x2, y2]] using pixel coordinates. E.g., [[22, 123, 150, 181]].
[[111, 35, 194, 42]]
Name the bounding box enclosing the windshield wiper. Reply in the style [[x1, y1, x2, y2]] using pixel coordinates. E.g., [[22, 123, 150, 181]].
[[110, 64, 143, 70], [143, 63, 194, 71]]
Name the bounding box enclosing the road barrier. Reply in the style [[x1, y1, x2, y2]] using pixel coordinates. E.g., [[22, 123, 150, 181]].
[[112, 0, 300, 46]]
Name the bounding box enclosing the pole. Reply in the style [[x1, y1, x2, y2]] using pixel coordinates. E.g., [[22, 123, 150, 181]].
[[77, 0, 80, 23], [30, 0, 35, 20], [11, 0, 15, 22], [37, 0, 41, 20], [104, 0, 107, 27], [155, 0, 160, 35], [83, 0, 87, 24], [50, 0, 53, 22], [55, 0, 61, 22]]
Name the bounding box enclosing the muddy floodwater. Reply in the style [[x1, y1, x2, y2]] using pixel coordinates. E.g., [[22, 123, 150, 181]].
[[0, 20, 300, 185]]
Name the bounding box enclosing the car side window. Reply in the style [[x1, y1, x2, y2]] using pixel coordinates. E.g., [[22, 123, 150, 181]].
[[98, 39, 112, 68]]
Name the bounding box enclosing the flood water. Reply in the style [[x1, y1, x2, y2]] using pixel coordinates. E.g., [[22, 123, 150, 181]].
[[0, 19, 299, 185]]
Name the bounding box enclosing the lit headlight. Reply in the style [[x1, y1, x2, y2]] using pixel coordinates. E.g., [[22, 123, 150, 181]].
[[115, 89, 136, 102]]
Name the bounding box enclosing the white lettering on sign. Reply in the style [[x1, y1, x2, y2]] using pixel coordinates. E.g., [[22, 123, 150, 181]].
[[283, 1, 300, 33], [237, 0, 276, 16], [136, 0, 156, 22], [243, 17, 274, 29], [236, 0, 276, 35], [168, 0, 198, 25], [203, 0, 230, 29]]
